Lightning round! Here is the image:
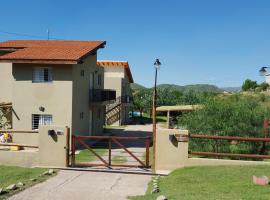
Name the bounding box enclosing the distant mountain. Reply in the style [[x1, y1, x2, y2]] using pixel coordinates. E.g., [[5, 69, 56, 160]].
[[131, 83, 226, 93], [130, 83, 146, 91], [221, 87, 241, 92]]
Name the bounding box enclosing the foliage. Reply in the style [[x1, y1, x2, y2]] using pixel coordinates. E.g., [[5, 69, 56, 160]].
[[0, 107, 12, 129], [131, 84, 220, 116], [259, 82, 269, 91], [129, 165, 270, 200], [178, 94, 270, 156], [242, 79, 269, 91], [242, 79, 258, 91]]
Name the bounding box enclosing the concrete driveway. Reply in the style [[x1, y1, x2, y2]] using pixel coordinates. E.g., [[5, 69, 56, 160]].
[[9, 170, 151, 200], [9, 124, 153, 200]]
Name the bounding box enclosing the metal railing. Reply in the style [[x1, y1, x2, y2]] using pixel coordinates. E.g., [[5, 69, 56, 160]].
[[89, 89, 116, 103]]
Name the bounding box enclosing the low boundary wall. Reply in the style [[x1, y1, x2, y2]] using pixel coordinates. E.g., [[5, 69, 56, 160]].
[[0, 126, 69, 168], [155, 129, 270, 174]]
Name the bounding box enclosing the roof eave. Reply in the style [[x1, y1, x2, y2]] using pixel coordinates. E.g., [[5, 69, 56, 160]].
[[78, 41, 106, 63], [0, 59, 78, 65]]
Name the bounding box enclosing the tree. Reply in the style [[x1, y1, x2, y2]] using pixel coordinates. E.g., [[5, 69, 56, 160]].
[[242, 79, 258, 91], [178, 94, 270, 158], [132, 89, 152, 117], [259, 82, 269, 91]]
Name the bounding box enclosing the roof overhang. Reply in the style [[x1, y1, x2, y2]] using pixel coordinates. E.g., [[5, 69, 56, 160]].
[[0, 59, 78, 64]]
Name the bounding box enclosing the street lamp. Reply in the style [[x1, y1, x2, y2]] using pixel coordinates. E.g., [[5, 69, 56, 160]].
[[259, 67, 270, 76], [152, 58, 161, 171]]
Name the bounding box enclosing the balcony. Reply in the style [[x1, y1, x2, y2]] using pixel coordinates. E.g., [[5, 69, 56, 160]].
[[121, 95, 133, 104], [89, 89, 116, 104]]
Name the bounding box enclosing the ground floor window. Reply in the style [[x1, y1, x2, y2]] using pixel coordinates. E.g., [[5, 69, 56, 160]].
[[32, 114, 53, 130]]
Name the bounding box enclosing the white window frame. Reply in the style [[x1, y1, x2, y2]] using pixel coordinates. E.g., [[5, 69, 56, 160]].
[[32, 67, 53, 83], [32, 114, 53, 130]]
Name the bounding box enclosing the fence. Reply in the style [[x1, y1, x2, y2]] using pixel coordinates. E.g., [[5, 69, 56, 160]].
[[189, 134, 270, 159], [71, 135, 150, 168], [0, 129, 39, 149]]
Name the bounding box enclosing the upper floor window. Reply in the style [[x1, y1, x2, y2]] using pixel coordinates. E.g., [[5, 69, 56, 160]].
[[98, 74, 102, 86], [33, 67, 52, 83]]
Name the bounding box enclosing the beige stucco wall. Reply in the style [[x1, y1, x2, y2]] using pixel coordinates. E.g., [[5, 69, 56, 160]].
[[72, 55, 105, 136], [156, 129, 270, 174], [12, 64, 73, 130], [0, 63, 13, 103], [0, 150, 39, 167], [2, 54, 105, 136], [0, 125, 68, 168], [104, 66, 132, 125], [38, 126, 68, 167], [12, 132, 39, 146]]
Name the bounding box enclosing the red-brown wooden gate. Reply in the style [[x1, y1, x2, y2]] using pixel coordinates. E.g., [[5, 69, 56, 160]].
[[71, 135, 151, 168]]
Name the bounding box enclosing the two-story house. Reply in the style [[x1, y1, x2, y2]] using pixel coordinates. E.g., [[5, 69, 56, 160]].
[[97, 60, 133, 126], [0, 40, 115, 135]]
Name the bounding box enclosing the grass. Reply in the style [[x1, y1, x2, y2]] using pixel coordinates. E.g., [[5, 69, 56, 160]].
[[129, 165, 270, 200], [75, 148, 108, 163], [0, 166, 54, 199], [112, 155, 128, 164]]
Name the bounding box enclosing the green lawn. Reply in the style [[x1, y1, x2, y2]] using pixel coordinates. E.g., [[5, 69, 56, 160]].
[[75, 148, 108, 163], [112, 155, 128, 164], [130, 165, 270, 200], [0, 166, 52, 199]]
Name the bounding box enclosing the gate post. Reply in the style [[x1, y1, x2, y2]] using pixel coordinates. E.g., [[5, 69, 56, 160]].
[[65, 127, 70, 167], [71, 135, 75, 167], [145, 137, 150, 168], [108, 138, 112, 166]]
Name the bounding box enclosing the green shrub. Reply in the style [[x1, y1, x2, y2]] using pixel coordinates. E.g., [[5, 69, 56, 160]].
[[178, 94, 270, 158]]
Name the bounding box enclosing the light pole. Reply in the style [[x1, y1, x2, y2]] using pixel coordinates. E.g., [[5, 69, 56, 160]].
[[152, 58, 161, 171], [259, 67, 270, 76]]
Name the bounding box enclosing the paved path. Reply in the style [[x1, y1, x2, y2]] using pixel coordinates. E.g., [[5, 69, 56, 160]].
[[9, 170, 151, 200], [9, 124, 153, 200]]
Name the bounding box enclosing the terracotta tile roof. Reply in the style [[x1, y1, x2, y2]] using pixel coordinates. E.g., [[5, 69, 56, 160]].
[[97, 60, 134, 83], [0, 40, 106, 64]]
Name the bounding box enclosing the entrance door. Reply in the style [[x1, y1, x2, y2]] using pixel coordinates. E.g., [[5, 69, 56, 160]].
[[89, 109, 93, 135]]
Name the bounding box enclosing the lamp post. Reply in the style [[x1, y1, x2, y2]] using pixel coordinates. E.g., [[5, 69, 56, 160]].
[[259, 67, 270, 76], [152, 58, 161, 171]]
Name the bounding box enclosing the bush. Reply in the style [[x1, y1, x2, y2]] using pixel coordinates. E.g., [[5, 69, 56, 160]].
[[178, 94, 270, 158]]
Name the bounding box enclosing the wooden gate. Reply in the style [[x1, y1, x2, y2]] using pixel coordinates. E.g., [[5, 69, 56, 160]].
[[71, 135, 151, 168]]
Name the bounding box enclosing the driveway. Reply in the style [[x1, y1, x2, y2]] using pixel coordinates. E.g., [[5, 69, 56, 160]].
[[9, 170, 151, 200], [9, 124, 153, 200]]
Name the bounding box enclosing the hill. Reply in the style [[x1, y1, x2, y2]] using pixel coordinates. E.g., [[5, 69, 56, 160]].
[[130, 83, 146, 91], [221, 87, 241, 92], [131, 83, 224, 93]]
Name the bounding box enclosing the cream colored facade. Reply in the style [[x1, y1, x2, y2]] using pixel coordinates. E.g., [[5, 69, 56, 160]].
[[0, 55, 106, 136], [103, 65, 133, 125]]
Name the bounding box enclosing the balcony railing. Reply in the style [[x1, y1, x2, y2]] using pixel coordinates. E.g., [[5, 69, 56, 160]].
[[89, 89, 116, 103], [121, 95, 133, 104]]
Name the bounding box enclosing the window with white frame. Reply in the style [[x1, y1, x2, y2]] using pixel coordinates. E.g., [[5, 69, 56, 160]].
[[32, 67, 52, 83], [32, 114, 53, 130]]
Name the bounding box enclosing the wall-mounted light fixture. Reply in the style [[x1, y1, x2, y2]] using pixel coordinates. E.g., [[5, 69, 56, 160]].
[[39, 106, 45, 112]]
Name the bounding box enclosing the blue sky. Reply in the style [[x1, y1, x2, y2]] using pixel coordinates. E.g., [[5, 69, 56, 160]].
[[1, 0, 270, 87]]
